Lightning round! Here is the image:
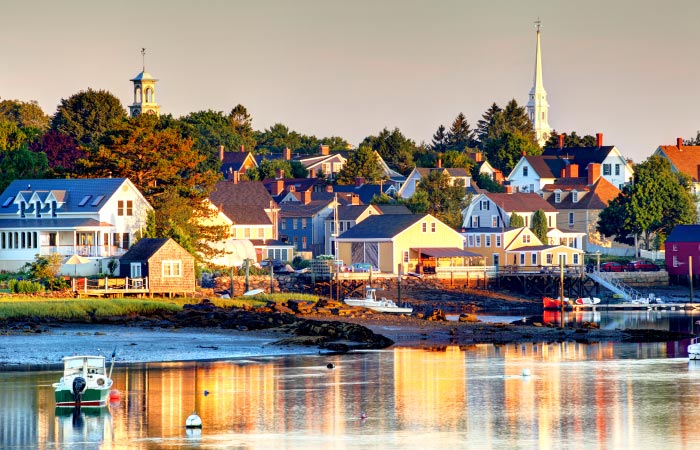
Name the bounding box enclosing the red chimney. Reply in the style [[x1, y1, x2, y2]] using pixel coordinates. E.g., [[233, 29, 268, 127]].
[[558, 134, 565, 150], [320, 145, 330, 156], [596, 133, 603, 148], [351, 193, 360, 205], [437, 158, 442, 168], [271, 179, 285, 196], [326, 185, 333, 193], [283, 147, 291, 160], [232, 170, 239, 184], [355, 177, 365, 187], [504, 184, 514, 194], [677, 137, 683, 149], [219, 145, 225, 161], [587, 163, 601, 185], [301, 190, 311, 204], [240, 144, 245, 152]]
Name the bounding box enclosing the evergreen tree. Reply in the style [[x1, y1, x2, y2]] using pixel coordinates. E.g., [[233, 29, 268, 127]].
[[431, 124, 447, 153], [445, 112, 474, 151], [531, 209, 548, 243], [359, 127, 416, 175], [544, 130, 597, 148], [510, 213, 525, 227], [476, 102, 502, 146], [336, 146, 386, 184]]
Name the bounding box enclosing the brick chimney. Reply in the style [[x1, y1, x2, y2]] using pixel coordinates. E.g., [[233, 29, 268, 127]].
[[326, 185, 333, 193], [355, 177, 365, 187], [587, 163, 601, 185], [219, 145, 225, 161], [320, 145, 330, 156], [232, 170, 239, 184], [677, 137, 683, 149], [437, 158, 442, 168], [504, 184, 514, 194], [558, 134, 565, 150], [240, 144, 245, 152], [596, 133, 603, 148], [351, 194, 360, 205], [275, 169, 284, 179], [561, 164, 579, 178], [301, 189, 311, 204], [283, 147, 291, 160], [271, 179, 285, 196]]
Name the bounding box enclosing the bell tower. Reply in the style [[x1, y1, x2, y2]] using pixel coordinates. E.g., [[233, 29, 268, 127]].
[[526, 20, 551, 147], [129, 48, 160, 117]]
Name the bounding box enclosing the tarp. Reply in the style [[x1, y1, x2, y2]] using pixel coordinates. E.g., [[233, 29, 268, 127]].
[[415, 247, 480, 258], [207, 239, 257, 267]]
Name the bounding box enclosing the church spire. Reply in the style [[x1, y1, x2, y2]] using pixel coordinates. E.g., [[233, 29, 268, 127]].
[[526, 19, 551, 147]]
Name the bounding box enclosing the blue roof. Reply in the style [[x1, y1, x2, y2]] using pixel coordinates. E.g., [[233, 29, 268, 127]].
[[666, 224, 700, 243], [337, 214, 425, 239]]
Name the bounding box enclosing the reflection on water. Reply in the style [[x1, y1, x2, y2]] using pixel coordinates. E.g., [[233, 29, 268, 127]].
[[2, 343, 700, 449], [541, 309, 700, 335]]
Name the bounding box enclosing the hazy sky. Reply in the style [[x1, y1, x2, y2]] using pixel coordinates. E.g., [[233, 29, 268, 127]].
[[2, 0, 699, 162]]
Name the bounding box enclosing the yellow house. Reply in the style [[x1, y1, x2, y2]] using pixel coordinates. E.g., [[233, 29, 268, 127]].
[[336, 213, 474, 274]]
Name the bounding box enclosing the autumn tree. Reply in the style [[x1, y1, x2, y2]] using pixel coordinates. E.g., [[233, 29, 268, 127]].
[[597, 155, 697, 250], [29, 130, 84, 174], [51, 89, 126, 148], [336, 146, 386, 184]]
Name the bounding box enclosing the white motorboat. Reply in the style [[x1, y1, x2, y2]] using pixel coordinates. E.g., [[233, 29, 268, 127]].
[[344, 286, 413, 314], [689, 337, 700, 361], [53, 355, 114, 408]]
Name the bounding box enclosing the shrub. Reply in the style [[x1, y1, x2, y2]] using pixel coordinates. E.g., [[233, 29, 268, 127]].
[[8, 279, 45, 294]]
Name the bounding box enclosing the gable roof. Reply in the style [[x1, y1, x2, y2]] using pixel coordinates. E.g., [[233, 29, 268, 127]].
[[331, 183, 393, 204], [120, 238, 170, 261], [220, 151, 256, 174], [486, 193, 558, 213], [543, 177, 620, 210], [209, 181, 275, 225], [374, 204, 412, 215], [0, 178, 135, 215], [666, 224, 700, 243], [541, 146, 616, 166], [279, 197, 334, 218], [337, 214, 424, 239], [657, 144, 700, 182], [333, 204, 379, 221]]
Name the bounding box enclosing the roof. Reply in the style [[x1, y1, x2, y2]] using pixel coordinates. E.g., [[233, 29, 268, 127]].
[[332, 205, 377, 221], [544, 177, 620, 210], [279, 198, 333, 218], [523, 155, 563, 179], [374, 204, 412, 215], [130, 71, 157, 82], [221, 152, 255, 174], [120, 238, 170, 261], [415, 167, 470, 178], [486, 193, 558, 213], [666, 225, 700, 243], [337, 214, 424, 240], [331, 184, 392, 204], [657, 145, 700, 182], [541, 146, 615, 167], [209, 181, 275, 225], [461, 227, 518, 233], [0, 178, 132, 215], [0, 218, 109, 230], [417, 247, 480, 258]]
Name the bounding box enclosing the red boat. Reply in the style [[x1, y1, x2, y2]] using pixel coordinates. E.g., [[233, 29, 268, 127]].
[[543, 296, 569, 310]]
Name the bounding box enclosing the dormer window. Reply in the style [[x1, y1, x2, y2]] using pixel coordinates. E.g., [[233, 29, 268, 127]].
[[35, 200, 41, 218], [20, 202, 25, 218], [51, 201, 57, 217], [554, 190, 561, 203], [572, 191, 578, 203]]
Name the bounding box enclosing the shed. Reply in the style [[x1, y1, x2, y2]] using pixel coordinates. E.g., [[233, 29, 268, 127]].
[[119, 238, 195, 296]]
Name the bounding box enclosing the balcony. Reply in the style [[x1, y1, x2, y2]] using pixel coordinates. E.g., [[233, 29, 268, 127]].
[[40, 245, 128, 258]]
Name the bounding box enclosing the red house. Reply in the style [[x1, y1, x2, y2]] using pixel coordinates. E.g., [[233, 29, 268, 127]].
[[665, 225, 700, 283]]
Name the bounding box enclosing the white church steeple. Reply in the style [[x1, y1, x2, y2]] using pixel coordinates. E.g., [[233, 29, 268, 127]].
[[526, 20, 551, 147], [129, 48, 160, 118]]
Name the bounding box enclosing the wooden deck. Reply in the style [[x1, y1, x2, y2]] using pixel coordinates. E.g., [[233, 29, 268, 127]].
[[72, 277, 150, 298]]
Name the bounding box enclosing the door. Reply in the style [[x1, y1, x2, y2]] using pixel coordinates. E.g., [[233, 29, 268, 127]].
[[130, 262, 142, 278]]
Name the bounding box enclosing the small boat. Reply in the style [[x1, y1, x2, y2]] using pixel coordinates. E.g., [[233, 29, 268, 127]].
[[243, 288, 265, 296], [689, 337, 700, 361], [542, 296, 569, 310], [344, 286, 413, 314], [574, 297, 601, 305], [53, 355, 114, 408]]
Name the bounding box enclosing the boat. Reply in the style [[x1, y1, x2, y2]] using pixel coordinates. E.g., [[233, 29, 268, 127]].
[[689, 338, 700, 361], [542, 296, 569, 310], [574, 297, 601, 305], [53, 355, 114, 408], [344, 286, 413, 314]]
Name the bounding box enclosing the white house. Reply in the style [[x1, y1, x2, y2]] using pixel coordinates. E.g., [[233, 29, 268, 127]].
[[461, 192, 558, 229], [397, 167, 477, 198], [0, 178, 152, 273]]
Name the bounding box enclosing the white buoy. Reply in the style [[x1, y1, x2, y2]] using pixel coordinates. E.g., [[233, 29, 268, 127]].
[[522, 368, 531, 377], [186, 412, 202, 429]]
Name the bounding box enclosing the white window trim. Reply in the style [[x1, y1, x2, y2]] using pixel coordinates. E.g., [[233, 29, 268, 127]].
[[162, 260, 182, 278]]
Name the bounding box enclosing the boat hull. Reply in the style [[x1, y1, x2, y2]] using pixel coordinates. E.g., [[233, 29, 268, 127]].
[[55, 387, 111, 408], [542, 297, 563, 310], [344, 299, 412, 314]]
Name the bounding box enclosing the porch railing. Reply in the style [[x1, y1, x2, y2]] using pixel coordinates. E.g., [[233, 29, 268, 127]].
[[41, 245, 128, 258]]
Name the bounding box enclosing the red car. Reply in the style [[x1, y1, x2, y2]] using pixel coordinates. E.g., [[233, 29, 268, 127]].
[[600, 262, 623, 272], [625, 260, 660, 272]]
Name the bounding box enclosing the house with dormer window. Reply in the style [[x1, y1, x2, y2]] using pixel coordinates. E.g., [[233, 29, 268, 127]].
[[397, 165, 481, 198], [0, 178, 152, 273], [461, 192, 558, 230]]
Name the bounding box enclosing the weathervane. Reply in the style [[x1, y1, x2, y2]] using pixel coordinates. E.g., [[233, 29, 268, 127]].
[[534, 18, 541, 32], [141, 47, 146, 72]]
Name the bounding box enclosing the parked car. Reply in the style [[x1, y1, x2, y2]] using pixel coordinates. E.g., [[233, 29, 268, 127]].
[[600, 262, 624, 272], [625, 260, 660, 272], [350, 263, 373, 273]]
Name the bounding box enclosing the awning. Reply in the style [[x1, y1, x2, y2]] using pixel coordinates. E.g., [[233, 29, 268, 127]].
[[415, 247, 480, 258]]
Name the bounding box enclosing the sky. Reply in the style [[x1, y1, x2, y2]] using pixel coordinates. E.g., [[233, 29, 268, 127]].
[[2, 0, 700, 162]]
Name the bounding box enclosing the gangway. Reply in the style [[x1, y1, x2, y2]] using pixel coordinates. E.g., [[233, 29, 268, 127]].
[[587, 270, 659, 302]]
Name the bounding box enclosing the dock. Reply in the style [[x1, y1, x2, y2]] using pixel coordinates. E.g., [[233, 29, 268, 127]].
[[566, 302, 700, 312]]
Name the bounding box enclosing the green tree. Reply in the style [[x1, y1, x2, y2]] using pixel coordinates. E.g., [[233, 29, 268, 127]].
[[0, 99, 50, 132], [51, 89, 126, 148], [228, 104, 257, 151], [597, 155, 697, 249], [79, 114, 227, 258], [445, 112, 475, 151], [440, 150, 476, 171], [531, 209, 548, 243], [0, 145, 48, 191], [544, 130, 597, 148], [360, 127, 416, 175], [336, 146, 386, 184], [476, 102, 502, 146], [472, 172, 505, 193], [256, 123, 302, 154], [483, 129, 540, 174], [0, 119, 29, 151], [248, 158, 307, 180], [510, 213, 524, 227], [430, 124, 447, 153], [410, 170, 467, 228]]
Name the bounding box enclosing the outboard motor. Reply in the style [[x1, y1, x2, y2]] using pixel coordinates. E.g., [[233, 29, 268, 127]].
[[72, 377, 87, 406]]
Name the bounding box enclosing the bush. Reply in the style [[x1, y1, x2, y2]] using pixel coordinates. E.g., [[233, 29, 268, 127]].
[[8, 279, 45, 294]]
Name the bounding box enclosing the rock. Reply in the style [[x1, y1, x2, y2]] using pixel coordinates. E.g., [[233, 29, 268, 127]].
[[458, 313, 479, 323], [425, 309, 447, 321]]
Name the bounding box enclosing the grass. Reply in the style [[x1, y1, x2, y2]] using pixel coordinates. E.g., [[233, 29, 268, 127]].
[[0, 292, 322, 321]]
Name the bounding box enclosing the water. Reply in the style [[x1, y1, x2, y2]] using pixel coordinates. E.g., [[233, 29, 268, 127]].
[[3, 341, 700, 449]]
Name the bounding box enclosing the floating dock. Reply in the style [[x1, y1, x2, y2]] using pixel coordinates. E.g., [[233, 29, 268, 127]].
[[570, 303, 700, 312]]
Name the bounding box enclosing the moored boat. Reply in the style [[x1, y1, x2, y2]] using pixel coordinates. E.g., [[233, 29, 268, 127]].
[[574, 297, 601, 305], [689, 338, 700, 361], [53, 355, 114, 408], [344, 286, 413, 314], [542, 296, 569, 310]]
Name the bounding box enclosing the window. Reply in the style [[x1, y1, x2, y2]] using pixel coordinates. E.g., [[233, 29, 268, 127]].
[[301, 218, 307, 229], [492, 216, 499, 227], [569, 212, 575, 227], [485, 235, 491, 247], [35, 201, 41, 218], [573, 254, 579, 265], [122, 233, 130, 249], [91, 195, 105, 206], [403, 251, 409, 263], [422, 222, 427, 232], [495, 235, 501, 247], [162, 260, 182, 277], [79, 195, 92, 207], [471, 216, 479, 227], [431, 223, 436, 233], [572, 191, 578, 203], [2, 196, 14, 207], [673, 256, 679, 267], [257, 228, 264, 238], [293, 219, 298, 230], [51, 201, 57, 217], [672, 244, 678, 251], [522, 234, 531, 244], [467, 235, 474, 247], [531, 253, 537, 265], [130, 262, 142, 278], [615, 164, 621, 176], [603, 164, 611, 176], [117, 200, 133, 216], [520, 253, 525, 265], [480, 200, 490, 210], [475, 235, 481, 247], [523, 166, 529, 177], [113, 233, 120, 249], [554, 191, 561, 203], [302, 236, 307, 249], [244, 228, 251, 238], [546, 254, 553, 264]]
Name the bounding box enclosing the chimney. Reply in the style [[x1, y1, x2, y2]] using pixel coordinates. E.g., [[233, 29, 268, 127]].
[[275, 169, 284, 180], [587, 162, 601, 185], [677, 137, 683, 149], [697, 165, 700, 181], [561, 164, 579, 178], [283, 147, 291, 160], [504, 184, 514, 194], [326, 185, 333, 193], [351, 193, 360, 205], [596, 133, 603, 148], [302, 190, 311, 204], [272, 179, 285, 196], [219, 145, 225, 161], [437, 158, 442, 168], [558, 134, 565, 150], [355, 177, 365, 187], [240, 144, 245, 152], [320, 144, 330, 156], [232, 170, 240, 184]]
